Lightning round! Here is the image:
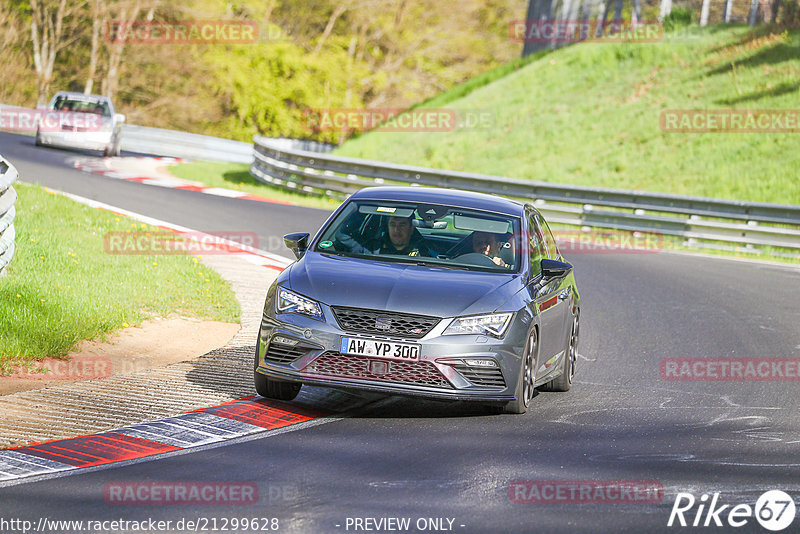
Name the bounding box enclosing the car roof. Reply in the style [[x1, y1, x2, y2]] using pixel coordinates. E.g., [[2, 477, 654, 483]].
[[52, 91, 111, 103], [350, 186, 525, 216]]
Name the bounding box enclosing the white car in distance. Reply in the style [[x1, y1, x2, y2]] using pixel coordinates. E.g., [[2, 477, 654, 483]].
[[35, 91, 125, 157]]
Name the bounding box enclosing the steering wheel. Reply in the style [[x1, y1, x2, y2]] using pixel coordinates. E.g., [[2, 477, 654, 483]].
[[453, 252, 501, 267]]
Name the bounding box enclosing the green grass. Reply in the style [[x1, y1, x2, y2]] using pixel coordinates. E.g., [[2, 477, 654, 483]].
[[407, 50, 551, 111], [334, 24, 800, 205], [169, 160, 341, 211], [0, 182, 239, 370]]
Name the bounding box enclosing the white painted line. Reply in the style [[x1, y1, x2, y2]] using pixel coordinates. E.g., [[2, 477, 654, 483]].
[[114, 413, 265, 447], [49, 187, 292, 269], [0, 450, 75, 481], [103, 171, 140, 179], [114, 422, 224, 448], [166, 412, 267, 437], [0, 402, 381, 489], [203, 187, 250, 198], [138, 178, 197, 187]]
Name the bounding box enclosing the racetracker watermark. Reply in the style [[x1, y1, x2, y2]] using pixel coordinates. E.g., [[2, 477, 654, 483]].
[[0, 355, 111, 381], [104, 482, 258, 505], [106, 20, 258, 44], [661, 358, 800, 381], [103, 231, 258, 255], [0, 518, 279, 533], [0, 356, 169, 381], [553, 229, 668, 254], [509, 19, 663, 43], [509, 480, 664, 504], [303, 108, 495, 133], [660, 110, 800, 133], [0, 107, 104, 133]]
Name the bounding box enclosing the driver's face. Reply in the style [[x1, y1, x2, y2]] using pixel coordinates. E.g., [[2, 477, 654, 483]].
[[387, 217, 412, 249], [473, 232, 499, 256]]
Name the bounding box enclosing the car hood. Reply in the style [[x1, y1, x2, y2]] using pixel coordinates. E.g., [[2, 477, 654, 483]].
[[287, 252, 522, 318]]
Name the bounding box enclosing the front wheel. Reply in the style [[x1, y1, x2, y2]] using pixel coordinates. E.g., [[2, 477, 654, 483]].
[[253, 331, 302, 401], [255, 372, 302, 401], [503, 327, 538, 414]]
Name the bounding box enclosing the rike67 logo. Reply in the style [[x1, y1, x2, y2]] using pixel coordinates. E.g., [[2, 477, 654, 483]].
[[668, 490, 796, 531]]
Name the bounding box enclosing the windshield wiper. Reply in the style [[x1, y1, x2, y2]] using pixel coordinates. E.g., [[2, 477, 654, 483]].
[[319, 251, 372, 260], [383, 257, 473, 270]]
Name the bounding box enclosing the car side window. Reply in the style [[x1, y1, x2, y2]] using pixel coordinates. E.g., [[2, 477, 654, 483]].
[[527, 214, 546, 277], [538, 217, 560, 260]]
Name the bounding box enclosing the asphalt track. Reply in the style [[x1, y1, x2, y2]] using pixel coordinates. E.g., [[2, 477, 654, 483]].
[[1, 131, 799, 533]]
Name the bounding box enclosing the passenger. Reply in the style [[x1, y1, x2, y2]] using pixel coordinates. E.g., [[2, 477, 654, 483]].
[[472, 231, 510, 267]]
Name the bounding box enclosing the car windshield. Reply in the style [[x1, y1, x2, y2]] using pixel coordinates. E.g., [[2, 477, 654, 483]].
[[53, 97, 111, 116], [314, 200, 522, 273]]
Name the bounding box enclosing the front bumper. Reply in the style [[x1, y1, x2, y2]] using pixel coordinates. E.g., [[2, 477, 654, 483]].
[[255, 290, 528, 404]]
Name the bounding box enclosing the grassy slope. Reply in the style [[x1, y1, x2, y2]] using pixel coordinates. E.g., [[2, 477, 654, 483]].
[[335, 25, 800, 205], [0, 182, 239, 367]]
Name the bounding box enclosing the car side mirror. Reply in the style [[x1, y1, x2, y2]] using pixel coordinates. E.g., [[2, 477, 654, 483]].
[[540, 258, 572, 281], [284, 232, 310, 259], [115, 113, 126, 123]]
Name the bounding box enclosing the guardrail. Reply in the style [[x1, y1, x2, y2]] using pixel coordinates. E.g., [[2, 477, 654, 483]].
[[251, 136, 800, 253], [0, 155, 19, 276], [120, 125, 334, 163], [120, 125, 253, 163]]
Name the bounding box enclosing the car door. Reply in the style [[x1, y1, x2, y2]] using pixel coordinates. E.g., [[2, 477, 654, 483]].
[[527, 211, 572, 378]]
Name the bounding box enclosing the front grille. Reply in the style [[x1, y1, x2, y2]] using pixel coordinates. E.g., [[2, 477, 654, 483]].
[[453, 363, 506, 388], [264, 339, 311, 364], [332, 307, 439, 339], [305, 352, 452, 389]]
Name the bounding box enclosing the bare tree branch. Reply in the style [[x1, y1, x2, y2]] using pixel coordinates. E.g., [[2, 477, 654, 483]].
[[312, 3, 347, 55]]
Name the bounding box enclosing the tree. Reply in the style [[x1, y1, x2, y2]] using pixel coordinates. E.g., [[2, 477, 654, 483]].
[[101, 0, 143, 101], [632, 0, 641, 23], [29, 0, 84, 105], [723, 0, 734, 23], [748, 0, 759, 24], [84, 0, 102, 93], [659, 0, 672, 21], [700, 0, 711, 25]]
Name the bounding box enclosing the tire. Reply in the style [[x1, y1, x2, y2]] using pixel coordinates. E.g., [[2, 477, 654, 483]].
[[103, 144, 113, 157], [111, 135, 121, 156], [253, 331, 302, 401], [503, 327, 538, 414], [541, 310, 579, 392]]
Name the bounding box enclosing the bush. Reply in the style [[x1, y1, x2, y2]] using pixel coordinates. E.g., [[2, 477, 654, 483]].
[[663, 8, 694, 31]]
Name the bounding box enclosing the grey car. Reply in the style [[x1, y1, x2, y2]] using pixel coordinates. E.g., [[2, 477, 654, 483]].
[[35, 91, 125, 157], [255, 186, 580, 413]]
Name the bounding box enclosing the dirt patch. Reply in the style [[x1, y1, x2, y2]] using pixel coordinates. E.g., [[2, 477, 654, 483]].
[[0, 317, 240, 395]]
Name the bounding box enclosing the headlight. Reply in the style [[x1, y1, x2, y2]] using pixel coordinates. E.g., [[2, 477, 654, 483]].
[[276, 287, 324, 321], [443, 313, 513, 338]]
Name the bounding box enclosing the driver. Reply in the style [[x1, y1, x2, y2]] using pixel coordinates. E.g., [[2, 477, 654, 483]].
[[472, 231, 510, 268], [378, 215, 433, 257]]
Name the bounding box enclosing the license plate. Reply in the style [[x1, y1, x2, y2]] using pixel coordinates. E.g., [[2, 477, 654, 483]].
[[340, 337, 420, 361]]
